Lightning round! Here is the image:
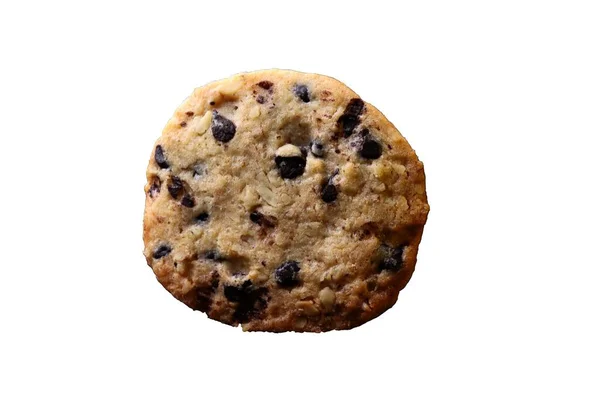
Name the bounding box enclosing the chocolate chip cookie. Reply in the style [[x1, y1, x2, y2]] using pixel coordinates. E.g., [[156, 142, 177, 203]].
[[143, 69, 429, 332]]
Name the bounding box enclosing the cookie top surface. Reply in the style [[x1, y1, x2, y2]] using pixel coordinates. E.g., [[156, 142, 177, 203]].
[[143, 69, 429, 332]]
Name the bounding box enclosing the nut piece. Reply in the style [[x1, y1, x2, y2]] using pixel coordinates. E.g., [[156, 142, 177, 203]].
[[294, 317, 308, 329], [216, 77, 243, 97], [297, 300, 320, 316], [319, 287, 336, 311], [306, 158, 325, 174], [340, 162, 363, 194], [192, 111, 212, 135], [373, 181, 386, 193], [241, 185, 260, 210], [249, 106, 261, 119], [392, 163, 406, 177], [398, 195, 409, 211], [320, 265, 347, 284], [372, 161, 398, 185], [256, 184, 277, 206], [275, 143, 302, 158]]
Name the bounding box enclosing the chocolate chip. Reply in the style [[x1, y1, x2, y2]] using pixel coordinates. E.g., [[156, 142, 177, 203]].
[[167, 176, 183, 198], [321, 182, 338, 203], [209, 101, 216, 106], [153, 245, 171, 259], [274, 261, 300, 287], [194, 287, 214, 312], [379, 256, 399, 271], [154, 145, 169, 169], [193, 271, 219, 312], [310, 140, 324, 157], [211, 111, 236, 143], [359, 138, 382, 159], [337, 98, 365, 137], [256, 95, 266, 104], [257, 80, 273, 90], [249, 211, 275, 227], [224, 284, 245, 302], [234, 287, 268, 322], [275, 156, 306, 179], [205, 250, 224, 261], [378, 245, 406, 271], [367, 279, 377, 291], [185, 111, 194, 116], [196, 212, 209, 223], [211, 272, 220, 288], [320, 171, 338, 202], [224, 280, 269, 322], [148, 177, 161, 198], [338, 115, 359, 137], [345, 98, 365, 116], [181, 194, 195, 208], [293, 84, 310, 102], [250, 211, 262, 224], [180, 121, 187, 127]]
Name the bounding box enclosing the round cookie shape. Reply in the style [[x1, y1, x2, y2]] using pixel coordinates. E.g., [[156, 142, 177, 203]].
[[143, 69, 429, 332]]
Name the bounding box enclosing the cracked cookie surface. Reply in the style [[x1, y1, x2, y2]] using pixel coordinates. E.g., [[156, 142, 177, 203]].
[[143, 69, 429, 332]]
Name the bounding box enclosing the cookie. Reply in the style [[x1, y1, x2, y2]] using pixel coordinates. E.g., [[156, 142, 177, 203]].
[[143, 70, 429, 332]]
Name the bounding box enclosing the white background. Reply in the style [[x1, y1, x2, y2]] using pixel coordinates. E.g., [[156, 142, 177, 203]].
[[1, 1, 599, 399]]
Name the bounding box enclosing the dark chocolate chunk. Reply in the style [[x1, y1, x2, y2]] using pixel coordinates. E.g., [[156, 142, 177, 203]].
[[185, 111, 194, 116], [345, 98, 365, 116], [250, 211, 262, 224], [194, 287, 214, 312], [359, 138, 382, 159], [193, 272, 219, 312], [224, 284, 245, 302], [180, 121, 187, 127], [338, 115, 359, 137], [274, 261, 301, 287], [234, 286, 268, 322], [196, 212, 209, 223], [211, 111, 236, 143], [310, 140, 324, 157], [337, 98, 365, 137], [249, 211, 275, 227], [181, 194, 195, 208], [256, 95, 266, 104], [257, 81, 273, 90], [167, 176, 183, 198], [378, 245, 406, 271], [205, 250, 224, 261], [293, 84, 310, 102], [153, 245, 171, 259], [154, 145, 169, 169], [275, 156, 306, 179], [211, 271, 220, 288], [321, 182, 338, 203], [224, 280, 268, 322]]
